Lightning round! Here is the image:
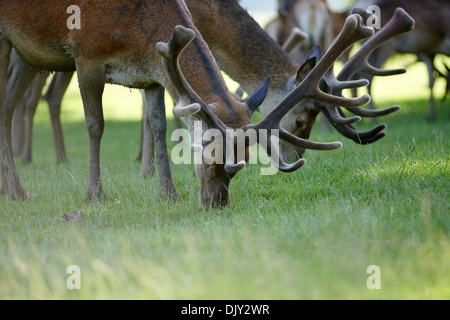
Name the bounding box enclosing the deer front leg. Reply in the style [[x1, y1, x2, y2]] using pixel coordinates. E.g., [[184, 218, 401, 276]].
[[77, 65, 106, 202], [144, 85, 179, 201], [0, 39, 30, 200]]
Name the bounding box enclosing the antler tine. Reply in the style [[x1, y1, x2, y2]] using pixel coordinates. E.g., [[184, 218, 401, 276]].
[[156, 26, 203, 118], [257, 15, 373, 124], [323, 67, 370, 91], [246, 14, 375, 172], [258, 133, 307, 173], [338, 8, 415, 84], [322, 106, 387, 144], [351, 6, 375, 25], [337, 8, 414, 118], [318, 8, 415, 143]]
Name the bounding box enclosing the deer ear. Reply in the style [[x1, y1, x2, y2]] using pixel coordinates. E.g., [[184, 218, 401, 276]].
[[246, 77, 271, 114], [306, 45, 322, 61], [295, 46, 322, 85], [296, 57, 317, 85]]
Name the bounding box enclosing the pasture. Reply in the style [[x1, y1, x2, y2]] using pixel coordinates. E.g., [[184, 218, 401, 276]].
[[0, 24, 449, 300]]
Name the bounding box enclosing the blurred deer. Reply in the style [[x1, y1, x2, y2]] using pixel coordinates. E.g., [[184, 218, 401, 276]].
[[12, 71, 73, 163], [266, 0, 335, 64], [354, 0, 450, 120], [0, 0, 377, 208]]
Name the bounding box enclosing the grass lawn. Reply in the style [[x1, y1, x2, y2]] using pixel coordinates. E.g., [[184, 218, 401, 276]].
[[0, 47, 448, 300]]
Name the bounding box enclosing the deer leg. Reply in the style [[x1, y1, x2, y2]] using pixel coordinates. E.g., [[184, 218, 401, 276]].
[[422, 54, 436, 121], [136, 117, 144, 161], [140, 89, 155, 177], [0, 36, 12, 197], [76, 65, 105, 202], [0, 43, 34, 200], [144, 85, 179, 201], [12, 93, 27, 157], [173, 116, 182, 130], [22, 72, 49, 164], [44, 72, 73, 163], [4, 52, 38, 155], [366, 44, 395, 111]]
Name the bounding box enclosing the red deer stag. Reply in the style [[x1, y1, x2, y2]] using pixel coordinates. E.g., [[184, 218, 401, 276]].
[[0, 0, 373, 208], [354, 0, 450, 120]]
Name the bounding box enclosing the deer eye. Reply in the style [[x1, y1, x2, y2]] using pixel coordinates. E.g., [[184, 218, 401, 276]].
[[296, 117, 303, 128]]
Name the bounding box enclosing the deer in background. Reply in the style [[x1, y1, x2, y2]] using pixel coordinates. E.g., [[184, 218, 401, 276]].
[[265, 0, 335, 65], [354, 0, 450, 120], [0, 0, 377, 208], [11, 71, 73, 163]]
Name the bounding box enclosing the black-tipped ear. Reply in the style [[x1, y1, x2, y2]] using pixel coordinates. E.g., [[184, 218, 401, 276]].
[[246, 77, 271, 114], [306, 45, 322, 62], [296, 57, 317, 85], [295, 46, 321, 85]]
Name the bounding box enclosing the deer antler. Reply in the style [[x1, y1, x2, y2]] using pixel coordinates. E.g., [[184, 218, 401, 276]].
[[282, 27, 308, 54], [156, 26, 203, 119], [318, 7, 415, 144], [156, 26, 245, 174], [246, 14, 375, 172]]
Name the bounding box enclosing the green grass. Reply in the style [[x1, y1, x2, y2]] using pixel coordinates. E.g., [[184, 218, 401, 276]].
[[0, 53, 449, 300]]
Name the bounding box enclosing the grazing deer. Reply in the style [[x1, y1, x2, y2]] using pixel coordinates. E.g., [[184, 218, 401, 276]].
[[354, 0, 450, 120], [0, 0, 375, 208]]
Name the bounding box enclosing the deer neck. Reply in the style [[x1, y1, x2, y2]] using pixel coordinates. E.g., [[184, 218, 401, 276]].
[[187, 0, 299, 109]]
